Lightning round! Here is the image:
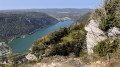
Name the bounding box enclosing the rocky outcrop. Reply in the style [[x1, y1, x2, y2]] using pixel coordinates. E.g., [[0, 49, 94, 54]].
[[85, 20, 107, 54], [84, 60, 109, 67], [31, 56, 108, 67], [108, 27, 120, 38], [107, 27, 120, 43], [26, 53, 37, 61], [32, 57, 83, 67]]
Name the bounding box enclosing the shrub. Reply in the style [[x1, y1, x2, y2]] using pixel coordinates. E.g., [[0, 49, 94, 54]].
[[93, 39, 118, 57], [79, 50, 86, 57], [37, 57, 43, 62], [98, 0, 119, 31], [99, 13, 116, 31], [93, 40, 107, 57]]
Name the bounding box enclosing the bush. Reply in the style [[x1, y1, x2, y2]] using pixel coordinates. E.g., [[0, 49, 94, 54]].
[[37, 57, 43, 62], [79, 50, 86, 57], [99, 13, 116, 31], [98, 0, 119, 31], [93, 39, 118, 57], [93, 40, 107, 57]]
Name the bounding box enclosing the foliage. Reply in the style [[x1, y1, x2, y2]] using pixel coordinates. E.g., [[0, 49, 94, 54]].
[[31, 18, 89, 57], [8, 62, 16, 67], [37, 57, 43, 63], [75, 12, 91, 24], [99, 13, 116, 31], [0, 12, 58, 42], [98, 0, 119, 31], [8, 53, 28, 62], [115, 0, 120, 27], [93, 39, 118, 57], [70, 19, 90, 31], [79, 50, 86, 57]]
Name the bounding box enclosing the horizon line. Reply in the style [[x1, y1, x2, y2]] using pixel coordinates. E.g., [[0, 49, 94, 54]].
[[0, 8, 95, 11]]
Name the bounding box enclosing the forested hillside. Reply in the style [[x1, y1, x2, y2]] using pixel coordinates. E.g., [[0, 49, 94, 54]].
[[0, 12, 58, 42], [31, 13, 90, 57]]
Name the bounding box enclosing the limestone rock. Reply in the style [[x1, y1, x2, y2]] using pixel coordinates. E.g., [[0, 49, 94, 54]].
[[26, 53, 37, 61], [85, 20, 107, 54], [32, 57, 83, 67], [108, 27, 120, 37]]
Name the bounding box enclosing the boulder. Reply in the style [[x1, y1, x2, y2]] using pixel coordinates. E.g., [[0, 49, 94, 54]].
[[108, 27, 120, 37], [26, 53, 37, 61]]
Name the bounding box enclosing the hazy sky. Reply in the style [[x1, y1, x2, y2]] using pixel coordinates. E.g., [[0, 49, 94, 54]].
[[0, 0, 102, 10]]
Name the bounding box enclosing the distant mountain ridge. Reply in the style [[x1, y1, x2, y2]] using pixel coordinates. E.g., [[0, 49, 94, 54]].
[[0, 8, 93, 20]]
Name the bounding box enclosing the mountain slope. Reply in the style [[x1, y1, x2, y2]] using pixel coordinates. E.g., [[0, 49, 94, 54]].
[[29, 0, 120, 66], [31, 13, 90, 57], [0, 12, 58, 42]]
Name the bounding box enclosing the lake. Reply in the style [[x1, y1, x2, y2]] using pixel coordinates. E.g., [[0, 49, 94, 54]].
[[8, 21, 74, 53]]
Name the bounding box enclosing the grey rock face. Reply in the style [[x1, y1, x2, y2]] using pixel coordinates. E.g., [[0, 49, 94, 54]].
[[85, 20, 107, 54]]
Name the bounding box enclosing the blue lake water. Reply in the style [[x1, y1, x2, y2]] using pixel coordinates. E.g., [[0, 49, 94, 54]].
[[8, 21, 74, 53]]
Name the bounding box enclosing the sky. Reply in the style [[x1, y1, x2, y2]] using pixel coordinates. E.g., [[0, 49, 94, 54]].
[[0, 0, 102, 10]]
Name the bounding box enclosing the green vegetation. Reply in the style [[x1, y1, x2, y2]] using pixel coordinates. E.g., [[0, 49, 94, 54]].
[[17, 0, 120, 66], [79, 50, 86, 57], [93, 39, 118, 57], [0, 12, 58, 42], [99, 13, 116, 31], [75, 12, 91, 24], [97, 0, 120, 31], [3, 12, 91, 66], [37, 57, 43, 63], [31, 13, 90, 57], [8, 52, 28, 62]]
